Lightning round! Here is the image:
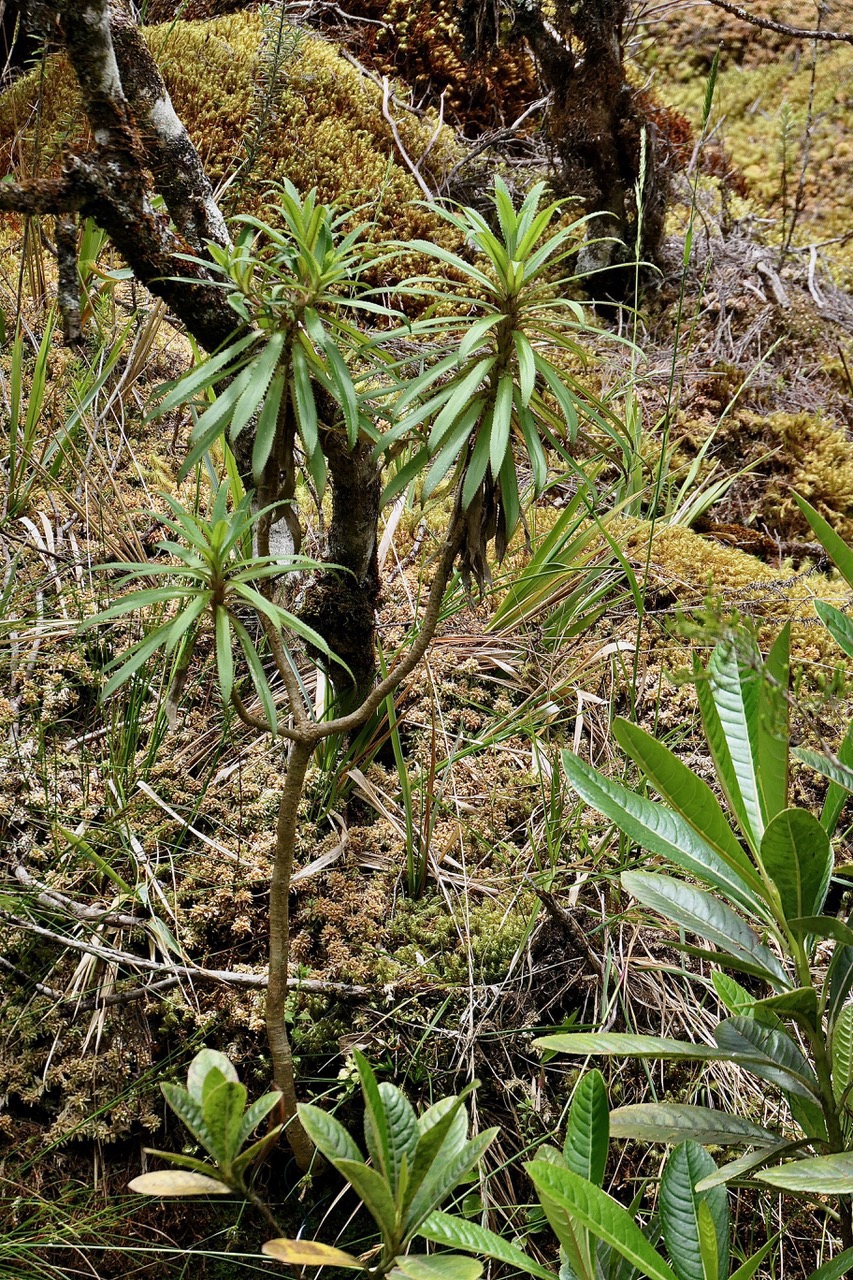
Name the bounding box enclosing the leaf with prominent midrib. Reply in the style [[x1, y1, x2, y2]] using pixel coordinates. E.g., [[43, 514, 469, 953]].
[[525, 1160, 678, 1280], [660, 1142, 728, 1280], [757, 1152, 853, 1193], [622, 871, 789, 988], [419, 1211, 554, 1280], [760, 808, 832, 921], [563, 1071, 608, 1187], [713, 1017, 819, 1100], [609, 1104, 779, 1146], [561, 750, 766, 919]]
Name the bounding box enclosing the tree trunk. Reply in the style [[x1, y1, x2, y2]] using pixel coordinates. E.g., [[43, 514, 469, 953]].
[[299, 430, 383, 713]]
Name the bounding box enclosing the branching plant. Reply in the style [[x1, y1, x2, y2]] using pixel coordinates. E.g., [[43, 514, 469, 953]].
[[89, 176, 617, 1171]]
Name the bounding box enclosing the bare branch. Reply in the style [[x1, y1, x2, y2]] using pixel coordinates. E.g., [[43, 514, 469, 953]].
[[703, 0, 853, 44]]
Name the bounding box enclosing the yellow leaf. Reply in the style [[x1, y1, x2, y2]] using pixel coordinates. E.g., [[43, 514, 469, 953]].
[[128, 1171, 230, 1196], [262, 1239, 363, 1268]]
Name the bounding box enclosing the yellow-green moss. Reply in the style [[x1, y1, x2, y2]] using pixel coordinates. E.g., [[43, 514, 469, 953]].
[[656, 43, 853, 278], [0, 14, 461, 254]]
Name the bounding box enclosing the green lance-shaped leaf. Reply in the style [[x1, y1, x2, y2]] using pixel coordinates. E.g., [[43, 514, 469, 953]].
[[805, 1248, 853, 1280], [334, 1158, 399, 1244], [378, 1080, 420, 1199], [563, 1070, 609, 1187], [403, 1094, 471, 1223], [621, 872, 790, 989], [757, 1152, 853, 1194], [610, 719, 768, 912], [695, 642, 763, 852], [713, 1016, 820, 1100], [297, 1102, 364, 1165], [231, 329, 286, 444], [251, 369, 286, 483], [354, 1050, 392, 1180], [815, 600, 853, 662], [751, 985, 819, 1022], [756, 623, 790, 825], [794, 732, 853, 836], [489, 373, 515, 478], [712, 972, 756, 1017], [832, 1004, 853, 1104], [760, 808, 832, 921], [160, 1082, 222, 1162], [795, 493, 853, 591], [419, 1211, 555, 1280], [609, 1104, 779, 1147], [202, 1071, 248, 1168], [526, 1160, 679, 1280], [828, 918, 853, 1026], [232, 1089, 281, 1155], [262, 1240, 363, 1268], [561, 750, 767, 921], [694, 1142, 795, 1192], [152, 332, 259, 419], [404, 1129, 498, 1237], [660, 1142, 728, 1280], [536, 1031, 774, 1070], [391, 1255, 483, 1280]]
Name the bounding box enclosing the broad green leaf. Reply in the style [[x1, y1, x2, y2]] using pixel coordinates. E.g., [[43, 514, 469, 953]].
[[795, 493, 853, 590], [757, 1152, 853, 1193], [202, 1074, 247, 1167], [161, 1082, 221, 1159], [756, 623, 790, 824], [707, 639, 764, 845], [832, 1004, 853, 1104], [378, 1081, 420, 1198], [404, 1097, 470, 1219], [561, 751, 767, 920], [526, 1160, 678, 1280], [610, 720, 767, 911], [609, 1104, 779, 1146], [806, 1248, 853, 1280], [354, 1050, 391, 1179], [563, 1070, 608, 1187], [712, 973, 756, 1017], [751, 986, 819, 1022], [815, 600, 853, 662], [419, 1211, 554, 1280], [693, 1143, 793, 1191], [233, 1089, 281, 1154], [713, 1017, 819, 1100], [621, 872, 789, 989], [391, 1255, 482, 1280], [760, 808, 832, 921], [404, 1129, 498, 1234], [261, 1240, 362, 1268], [128, 1170, 230, 1196], [660, 1143, 727, 1280], [297, 1102, 364, 1165], [697, 1202, 720, 1280], [334, 1158, 398, 1242], [536, 1032, 772, 1070]]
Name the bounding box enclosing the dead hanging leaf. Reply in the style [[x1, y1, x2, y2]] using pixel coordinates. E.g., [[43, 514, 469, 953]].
[[262, 1239, 363, 1268], [128, 1171, 230, 1196]]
